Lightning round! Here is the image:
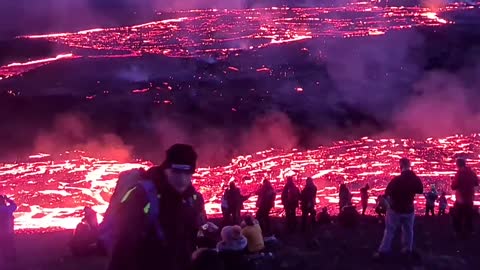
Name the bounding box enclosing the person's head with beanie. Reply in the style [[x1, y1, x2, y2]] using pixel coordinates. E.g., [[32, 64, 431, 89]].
[[216, 225, 247, 252], [162, 144, 198, 194]]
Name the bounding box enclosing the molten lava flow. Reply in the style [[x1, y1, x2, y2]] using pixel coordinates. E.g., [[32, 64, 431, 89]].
[[0, 3, 474, 80], [1, 134, 480, 231], [19, 3, 472, 59], [0, 54, 77, 79]]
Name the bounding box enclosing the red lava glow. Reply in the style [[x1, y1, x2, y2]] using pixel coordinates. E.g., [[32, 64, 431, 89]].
[[0, 54, 77, 79], [18, 4, 470, 59], [1, 134, 480, 231], [0, 3, 475, 80]]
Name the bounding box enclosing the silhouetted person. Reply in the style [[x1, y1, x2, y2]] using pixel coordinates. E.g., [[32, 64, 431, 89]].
[[451, 158, 479, 236], [339, 184, 352, 212], [424, 187, 438, 216], [317, 207, 331, 225], [224, 182, 249, 225], [300, 177, 317, 231], [281, 177, 300, 233], [375, 158, 423, 258], [108, 144, 206, 270], [438, 192, 448, 216], [360, 184, 370, 215], [221, 188, 230, 226], [0, 195, 17, 264], [255, 180, 276, 236], [70, 207, 100, 256]]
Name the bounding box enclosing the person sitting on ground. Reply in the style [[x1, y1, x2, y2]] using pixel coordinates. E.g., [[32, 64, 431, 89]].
[[375, 158, 423, 259], [438, 192, 448, 216], [424, 186, 438, 216], [217, 225, 249, 270], [339, 184, 352, 212], [197, 222, 220, 249], [241, 215, 264, 253], [317, 207, 331, 225], [338, 203, 359, 228], [0, 195, 17, 264], [70, 207, 100, 256]]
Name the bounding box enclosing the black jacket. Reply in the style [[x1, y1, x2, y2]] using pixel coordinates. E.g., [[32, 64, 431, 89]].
[[300, 183, 317, 210], [281, 183, 300, 209], [108, 166, 205, 270], [225, 187, 248, 211], [385, 170, 423, 214], [257, 185, 276, 210]]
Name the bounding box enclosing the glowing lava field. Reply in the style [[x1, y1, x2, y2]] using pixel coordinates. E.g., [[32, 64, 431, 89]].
[[1, 134, 479, 231], [0, 2, 477, 79]]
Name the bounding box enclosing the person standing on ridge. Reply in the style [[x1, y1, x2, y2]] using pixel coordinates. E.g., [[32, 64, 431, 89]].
[[0, 195, 17, 265], [255, 180, 276, 236], [375, 158, 423, 259], [108, 144, 206, 270], [281, 177, 300, 233], [451, 158, 479, 237], [339, 184, 352, 212], [300, 177, 317, 231], [438, 192, 448, 216], [424, 186, 438, 216], [360, 183, 370, 215], [224, 181, 249, 225]]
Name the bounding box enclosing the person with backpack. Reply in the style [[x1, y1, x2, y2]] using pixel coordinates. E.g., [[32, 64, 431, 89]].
[[107, 144, 206, 270], [281, 177, 300, 233], [255, 180, 276, 236], [224, 182, 249, 225], [375, 158, 423, 259], [424, 186, 438, 216], [99, 168, 146, 254], [0, 195, 17, 264], [360, 184, 370, 215], [451, 158, 479, 236], [300, 177, 317, 231]]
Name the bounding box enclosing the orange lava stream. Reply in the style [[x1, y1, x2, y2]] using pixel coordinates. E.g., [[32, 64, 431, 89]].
[[1, 134, 480, 231]]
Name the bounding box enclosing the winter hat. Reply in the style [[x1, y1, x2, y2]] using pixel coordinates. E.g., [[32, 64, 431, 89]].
[[217, 225, 247, 251], [164, 144, 198, 173]]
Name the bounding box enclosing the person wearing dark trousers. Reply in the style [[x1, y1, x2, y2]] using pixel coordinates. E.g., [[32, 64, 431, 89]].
[[451, 158, 479, 237], [300, 177, 317, 231], [255, 180, 276, 236], [281, 177, 300, 233], [224, 182, 249, 225], [424, 187, 438, 217], [360, 184, 370, 216]]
